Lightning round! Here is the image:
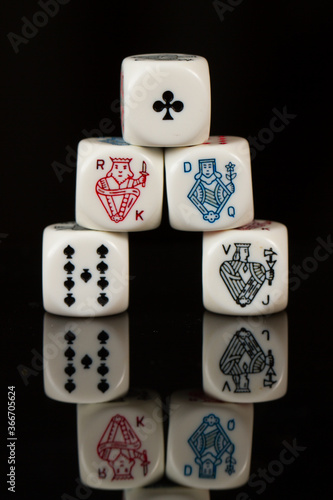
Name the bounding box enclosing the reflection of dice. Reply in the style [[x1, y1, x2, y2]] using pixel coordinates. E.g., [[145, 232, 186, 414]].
[[124, 486, 210, 499], [202, 312, 288, 403], [166, 390, 253, 489], [77, 389, 164, 490], [43, 313, 129, 403], [165, 137, 253, 231], [121, 54, 211, 147], [203, 220, 288, 315], [42, 222, 129, 317], [76, 137, 164, 231]]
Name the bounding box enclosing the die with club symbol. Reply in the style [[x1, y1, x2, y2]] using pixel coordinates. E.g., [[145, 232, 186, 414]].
[[121, 53, 211, 147]]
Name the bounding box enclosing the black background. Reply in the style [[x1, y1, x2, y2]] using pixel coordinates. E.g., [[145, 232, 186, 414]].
[[1, 1, 332, 499]]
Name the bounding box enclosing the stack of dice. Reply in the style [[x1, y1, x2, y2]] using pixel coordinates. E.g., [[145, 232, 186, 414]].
[[42, 54, 288, 495]]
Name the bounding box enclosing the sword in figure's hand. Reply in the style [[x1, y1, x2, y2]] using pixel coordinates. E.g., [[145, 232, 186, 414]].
[[140, 161, 149, 187]]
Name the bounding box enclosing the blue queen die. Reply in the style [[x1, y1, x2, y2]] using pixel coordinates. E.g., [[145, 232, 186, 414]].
[[187, 159, 237, 223]]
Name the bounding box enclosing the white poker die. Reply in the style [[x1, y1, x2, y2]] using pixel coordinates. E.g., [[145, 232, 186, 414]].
[[124, 486, 210, 499], [165, 136, 254, 231], [166, 390, 253, 489], [43, 312, 129, 403], [77, 389, 165, 490], [75, 137, 164, 232], [121, 54, 211, 147], [202, 220, 289, 315], [42, 222, 129, 317], [202, 312, 288, 403]]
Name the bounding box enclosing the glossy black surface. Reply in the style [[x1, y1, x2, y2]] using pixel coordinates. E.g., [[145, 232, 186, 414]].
[[2, 1, 332, 499]]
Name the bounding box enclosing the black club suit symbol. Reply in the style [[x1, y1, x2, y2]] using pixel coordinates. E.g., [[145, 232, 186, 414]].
[[153, 91, 184, 120]]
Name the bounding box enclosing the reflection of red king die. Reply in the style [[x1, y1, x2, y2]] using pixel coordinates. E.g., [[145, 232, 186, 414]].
[[77, 390, 164, 490], [97, 414, 149, 481]]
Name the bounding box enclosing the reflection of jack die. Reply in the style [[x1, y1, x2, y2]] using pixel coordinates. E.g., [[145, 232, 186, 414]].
[[220, 328, 276, 392]]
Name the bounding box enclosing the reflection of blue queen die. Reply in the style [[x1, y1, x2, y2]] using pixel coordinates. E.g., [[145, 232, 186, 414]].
[[165, 136, 254, 231], [166, 390, 253, 489]]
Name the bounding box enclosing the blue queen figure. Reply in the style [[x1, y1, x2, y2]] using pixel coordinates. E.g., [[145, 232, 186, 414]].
[[187, 159, 236, 222]]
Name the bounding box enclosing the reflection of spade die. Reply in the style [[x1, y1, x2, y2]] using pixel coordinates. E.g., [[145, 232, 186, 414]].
[[65, 380, 76, 393]]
